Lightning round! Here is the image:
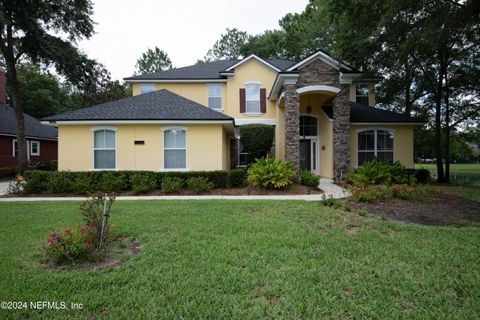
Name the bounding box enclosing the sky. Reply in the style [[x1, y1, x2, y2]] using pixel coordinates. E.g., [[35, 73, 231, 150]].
[[77, 0, 309, 81]]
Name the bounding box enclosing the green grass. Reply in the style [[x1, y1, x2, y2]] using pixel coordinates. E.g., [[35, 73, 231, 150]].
[[415, 163, 480, 174], [420, 184, 480, 202], [1, 201, 480, 319]]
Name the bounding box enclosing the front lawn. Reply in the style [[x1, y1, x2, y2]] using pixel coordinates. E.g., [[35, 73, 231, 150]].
[[1, 201, 479, 319]]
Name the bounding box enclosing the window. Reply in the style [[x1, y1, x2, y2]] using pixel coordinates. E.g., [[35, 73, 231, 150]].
[[357, 129, 394, 166], [238, 140, 251, 167], [164, 128, 186, 169], [208, 84, 222, 110], [93, 129, 116, 169], [12, 139, 18, 156], [300, 115, 318, 136], [245, 83, 260, 114], [356, 84, 369, 105], [140, 83, 155, 94], [30, 141, 40, 156]]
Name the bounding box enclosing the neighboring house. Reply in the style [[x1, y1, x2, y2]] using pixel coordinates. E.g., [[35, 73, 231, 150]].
[[42, 50, 423, 181], [0, 69, 58, 168]]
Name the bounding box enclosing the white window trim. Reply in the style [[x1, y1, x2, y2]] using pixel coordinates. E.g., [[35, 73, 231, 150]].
[[92, 127, 117, 170], [245, 82, 261, 115], [30, 140, 40, 156], [207, 84, 223, 111], [162, 127, 188, 170], [237, 138, 250, 168], [356, 128, 395, 166], [12, 139, 18, 157]]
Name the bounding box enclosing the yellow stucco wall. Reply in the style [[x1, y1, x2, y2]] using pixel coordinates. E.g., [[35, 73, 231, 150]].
[[349, 125, 415, 169], [58, 124, 229, 171], [275, 105, 285, 160]]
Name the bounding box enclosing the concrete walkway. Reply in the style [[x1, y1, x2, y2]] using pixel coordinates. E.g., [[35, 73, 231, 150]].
[[0, 181, 10, 196], [0, 178, 350, 201]]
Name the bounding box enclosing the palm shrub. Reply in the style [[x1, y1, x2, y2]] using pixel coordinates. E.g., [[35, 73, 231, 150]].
[[345, 159, 407, 186], [247, 157, 295, 189]]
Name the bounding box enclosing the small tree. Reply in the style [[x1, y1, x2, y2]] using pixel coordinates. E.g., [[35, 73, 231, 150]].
[[239, 124, 275, 163], [135, 47, 173, 75]]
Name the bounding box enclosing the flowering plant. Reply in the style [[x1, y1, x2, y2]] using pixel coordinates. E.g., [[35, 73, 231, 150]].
[[45, 224, 97, 263], [7, 175, 26, 194]]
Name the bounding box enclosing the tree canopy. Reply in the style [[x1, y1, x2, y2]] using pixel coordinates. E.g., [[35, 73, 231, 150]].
[[204, 28, 249, 61], [135, 47, 173, 75]]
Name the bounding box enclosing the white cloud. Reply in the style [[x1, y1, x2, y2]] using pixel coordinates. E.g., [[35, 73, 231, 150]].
[[78, 0, 308, 81]]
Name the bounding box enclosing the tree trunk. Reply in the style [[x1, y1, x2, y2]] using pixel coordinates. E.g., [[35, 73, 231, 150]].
[[2, 22, 29, 173], [444, 86, 450, 183], [434, 64, 445, 182]]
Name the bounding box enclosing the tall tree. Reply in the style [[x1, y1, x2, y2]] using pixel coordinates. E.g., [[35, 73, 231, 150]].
[[135, 47, 172, 75], [0, 0, 97, 173], [205, 28, 249, 61], [15, 64, 72, 118], [71, 64, 130, 108]]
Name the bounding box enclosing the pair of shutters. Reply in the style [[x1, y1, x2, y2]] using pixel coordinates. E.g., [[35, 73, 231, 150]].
[[239, 88, 267, 113]]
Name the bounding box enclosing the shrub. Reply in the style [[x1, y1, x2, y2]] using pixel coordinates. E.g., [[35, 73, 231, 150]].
[[247, 157, 295, 189], [186, 177, 214, 194], [239, 124, 275, 163], [415, 168, 431, 183], [345, 159, 407, 187], [161, 177, 184, 193], [47, 171, 74, 194], [130, 172, 157, 194], [229, 168, 247, 187], [72, 175, 95, 194], [350, 185, 395, 202], [299, 170, 320, 188], [45, 224, 97, 263], [7, 175, 26, 194], [79, 193, 115, 248], [0, 167, 16, 178], [23, 170, 51, 193], [98, 171, 128, 192]]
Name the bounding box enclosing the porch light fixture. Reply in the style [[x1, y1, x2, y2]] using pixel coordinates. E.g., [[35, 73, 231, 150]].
[[306, 105, 312, 113]]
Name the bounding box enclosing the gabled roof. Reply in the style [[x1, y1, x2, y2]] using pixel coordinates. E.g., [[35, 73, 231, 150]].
[[42, 89, 234, 122], [287, 49, 361, 73], [0, 104, 57, 140], [321, 103, 425, 124], [224, 54, 281, 72], [124, 59, 297, 81]]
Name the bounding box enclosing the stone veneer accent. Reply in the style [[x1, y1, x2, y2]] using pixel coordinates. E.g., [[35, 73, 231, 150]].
[[284, 59, 350, 181], [284, 83, 300, 171], [230, 138, 238, 169]]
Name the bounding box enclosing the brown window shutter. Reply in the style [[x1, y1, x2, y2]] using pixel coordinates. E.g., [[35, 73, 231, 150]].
[[239, 88, 246, 113], [260, 88, 266, 113]]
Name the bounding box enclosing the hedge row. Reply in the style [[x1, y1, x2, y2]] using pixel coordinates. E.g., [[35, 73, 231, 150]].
[[23, 169, 247, 194]]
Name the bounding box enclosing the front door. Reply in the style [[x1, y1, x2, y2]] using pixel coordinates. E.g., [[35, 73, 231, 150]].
[[300, 139, 311, 171]]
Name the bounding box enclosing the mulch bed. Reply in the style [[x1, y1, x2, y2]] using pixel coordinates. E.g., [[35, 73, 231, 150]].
[[42, 237, 142, 271], [3, 183, 321, 197], [347, 191, 480, 227]]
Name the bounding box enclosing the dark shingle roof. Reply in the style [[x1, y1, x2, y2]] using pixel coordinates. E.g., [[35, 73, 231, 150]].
[[42, 89, 234, 122], [322, 103, 425, 123], [0, 104, 57, 139], [124, 59, 297, 81]]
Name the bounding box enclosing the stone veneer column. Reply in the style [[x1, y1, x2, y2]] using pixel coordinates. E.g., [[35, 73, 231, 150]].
[[332, 85, 350, 182], [284, 84, 300, 171]]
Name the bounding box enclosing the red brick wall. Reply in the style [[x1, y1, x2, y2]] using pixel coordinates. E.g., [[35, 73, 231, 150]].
[[0, 135, 58, 168]]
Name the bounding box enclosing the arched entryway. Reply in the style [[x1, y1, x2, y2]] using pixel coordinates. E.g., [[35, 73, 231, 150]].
[[299, 114, 319, 174]]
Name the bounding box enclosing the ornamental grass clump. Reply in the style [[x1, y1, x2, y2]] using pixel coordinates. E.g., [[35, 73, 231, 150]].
[[247, 157, 295, 189]]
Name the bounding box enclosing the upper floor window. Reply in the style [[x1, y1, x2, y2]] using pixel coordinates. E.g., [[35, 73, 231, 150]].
[[140, 83, 156, 94], [357, 129, 394, 166], [164, 128, 186, 169], [208, 84, 222, 110], [93, 129, 116, 169], [356, 84, 369, 105], [246, 83, 260, 114]]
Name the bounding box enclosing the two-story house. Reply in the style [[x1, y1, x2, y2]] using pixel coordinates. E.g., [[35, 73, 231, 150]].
[[43, 50, 423, 181]]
